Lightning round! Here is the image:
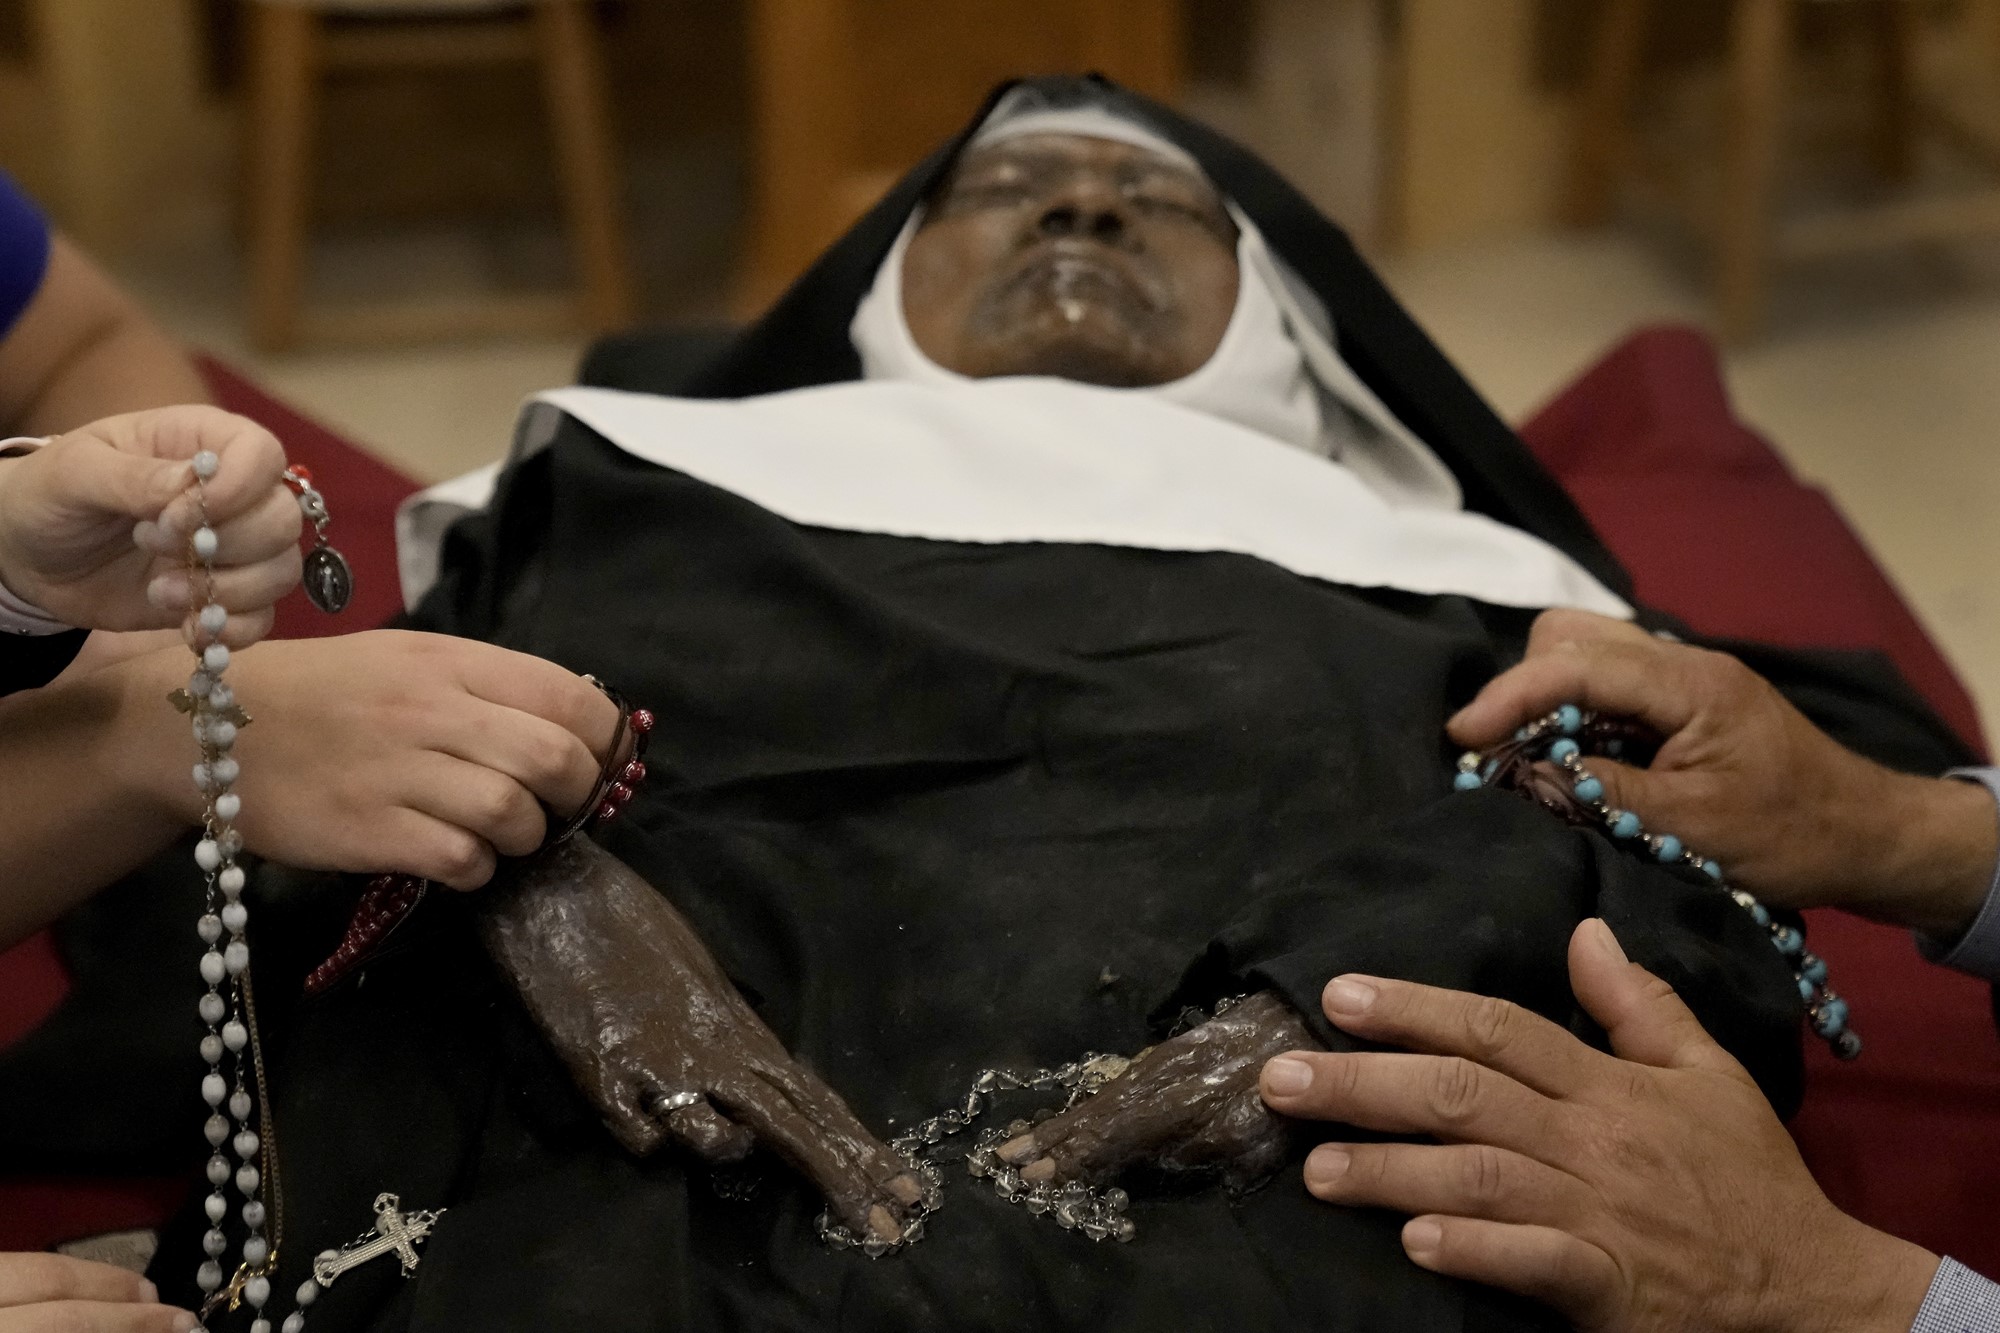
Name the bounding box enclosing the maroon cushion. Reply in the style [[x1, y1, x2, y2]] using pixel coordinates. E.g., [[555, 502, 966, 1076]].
[[1520, 324, 2000, 1275]]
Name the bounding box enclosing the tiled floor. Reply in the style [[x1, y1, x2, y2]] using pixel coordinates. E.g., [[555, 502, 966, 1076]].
[[125, 223, 2000, 748]]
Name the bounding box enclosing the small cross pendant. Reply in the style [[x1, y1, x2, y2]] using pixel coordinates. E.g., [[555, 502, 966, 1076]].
[[311, 1193, 445, 1288]]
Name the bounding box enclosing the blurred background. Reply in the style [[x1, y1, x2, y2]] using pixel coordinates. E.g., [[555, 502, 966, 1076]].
[[0, 0, 1995, 723]]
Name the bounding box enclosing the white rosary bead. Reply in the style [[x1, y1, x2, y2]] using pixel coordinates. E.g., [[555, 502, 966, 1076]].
[[295, 1280, 320, 1307], [223, 1020, 249, 1053], [221, 902, 248, 934], [213, 759, 241, 790], [211, 684, 235, 711], [204, 1190, 228, 1223], [236, 1163, 260, 1194], [245, 1276, 272, 1310], [234, 1129, 260, 1159], [199, 603, 228, 636], [195, 839, 222, 872], [202, 1228, 228, 1257], [219, 828, 243, 857], [252, 1321, 273, 1333], [243, 1200, 266, 1229], [204, 1114, 229, 1147], [244, 1236, 270, 1269], [199, 951, 227, 986], [197, 913, 223, 944], [187, 670, 214, 699], [201, 1078, 228, 1112], [199, 992, 227, 1025], [192, 527, 219, 560], [224, 940, 251, 975], [229, 1089, 253, 1120], [192, 450, 220, 481], [196, 1261, 223, 1293], [210, 720, 238, 750], [193, 762, 216, 793], [215, 792, 242, 822], [200, 1035, 224, 1064], [203, 641, 230, 673], [205, 1153, 230, 1185], [283, 1312, 307, 1333]]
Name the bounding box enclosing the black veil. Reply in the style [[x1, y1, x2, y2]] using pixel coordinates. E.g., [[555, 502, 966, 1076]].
[[599, 74, 1635, 602]]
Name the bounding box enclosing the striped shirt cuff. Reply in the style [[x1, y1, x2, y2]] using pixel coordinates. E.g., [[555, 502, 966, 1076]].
[[1911, 1257, 2000, 1333], [1915, 770, 2000, 983]]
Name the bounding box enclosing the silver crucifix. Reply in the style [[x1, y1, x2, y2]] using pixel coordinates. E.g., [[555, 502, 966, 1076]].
[[311, 1193, 445, 1288]]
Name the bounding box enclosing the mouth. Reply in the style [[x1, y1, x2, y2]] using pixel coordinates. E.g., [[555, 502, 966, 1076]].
[[994, 242, 1161, 320]]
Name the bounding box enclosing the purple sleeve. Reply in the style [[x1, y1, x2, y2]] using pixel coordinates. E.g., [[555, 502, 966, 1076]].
[[0, 169, 52, 340]]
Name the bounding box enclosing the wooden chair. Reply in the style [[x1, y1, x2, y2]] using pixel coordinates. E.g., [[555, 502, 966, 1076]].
[[1569, 0, 2000, 341], [242, 0, 636, 350], [737, 0, 1183, 314]]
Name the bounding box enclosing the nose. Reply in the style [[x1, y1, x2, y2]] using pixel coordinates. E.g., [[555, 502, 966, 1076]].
[[1035, 175, 1132, 246]]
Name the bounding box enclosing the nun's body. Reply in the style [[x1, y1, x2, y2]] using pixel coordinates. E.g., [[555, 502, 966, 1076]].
[[151, 81, 1971, 1333]]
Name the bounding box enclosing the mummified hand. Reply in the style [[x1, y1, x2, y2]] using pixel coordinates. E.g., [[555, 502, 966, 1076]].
[[995, 991, 1318, 1190], [480, 835, 926, 1244]]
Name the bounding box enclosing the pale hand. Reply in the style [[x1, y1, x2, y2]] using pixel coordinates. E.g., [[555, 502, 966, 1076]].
[[1448, 609, 1997, 934], [1257, 920, 1940, 1333], [122, 630, 622, 889], [0, 1253, 198, 1332], [0, 406, 300, 646]]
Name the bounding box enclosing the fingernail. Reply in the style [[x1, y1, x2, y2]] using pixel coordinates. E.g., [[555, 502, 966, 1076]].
[[1590, 918, 1628, 965], [1404, 1218, 1443, 1258], [997, 1134, 1036, 1164], [1323, 976, 1378, 1018], [886, 1173, 924, 1207], [1263, 1056, 1314, 1096], [147, 572, 191, 610], [132, 519, 165, 553], [1020, 1158, 1056, 1183], [139, 1279, 159, 1304], [866, 1204, 901, 1244], [1304, 1145, 1349, 1187], [173, 1313, 203, 1333]]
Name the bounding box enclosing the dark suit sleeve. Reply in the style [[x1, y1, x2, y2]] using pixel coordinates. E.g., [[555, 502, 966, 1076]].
[[1162, 789, 1806, 1118], [0, 629, 88, 697]]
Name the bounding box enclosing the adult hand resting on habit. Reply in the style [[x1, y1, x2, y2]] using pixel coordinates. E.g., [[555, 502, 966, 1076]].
[[0, 406, 300, 646], [1257, 920, 1938, 1333], [995, 991, 1318, 1190], [0, 1253, 199, 1331], [1448, 609, 1999, 937], [481, 835, 930, 1245]]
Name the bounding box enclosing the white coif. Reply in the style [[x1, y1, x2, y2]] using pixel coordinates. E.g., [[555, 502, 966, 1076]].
[[398, 378, 1632, 621]]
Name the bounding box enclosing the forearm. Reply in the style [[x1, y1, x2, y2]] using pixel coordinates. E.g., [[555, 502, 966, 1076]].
[[6, 316, 209, 437], [0, 645, 191, 947]]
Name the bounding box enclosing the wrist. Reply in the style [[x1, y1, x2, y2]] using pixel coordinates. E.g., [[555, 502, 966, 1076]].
[[1846, 770, 1999, 936], [103, 644, 209, 828], [1772, 1217, 1937, 1333]]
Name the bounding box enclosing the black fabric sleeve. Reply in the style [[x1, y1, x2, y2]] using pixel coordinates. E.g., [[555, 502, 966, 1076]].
[[1161, 789, 1806, 1118], [0, 628, 87, 697]]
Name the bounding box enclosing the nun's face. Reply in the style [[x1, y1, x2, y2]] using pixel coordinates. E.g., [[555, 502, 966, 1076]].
[[902, 134, 1240, 387]]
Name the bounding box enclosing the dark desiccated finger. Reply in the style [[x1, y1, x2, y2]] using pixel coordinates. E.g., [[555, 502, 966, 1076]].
[[709, 1075, 913, 1242], [748, 1054, 925, 1207], [656, 1094, 756, 1163]]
